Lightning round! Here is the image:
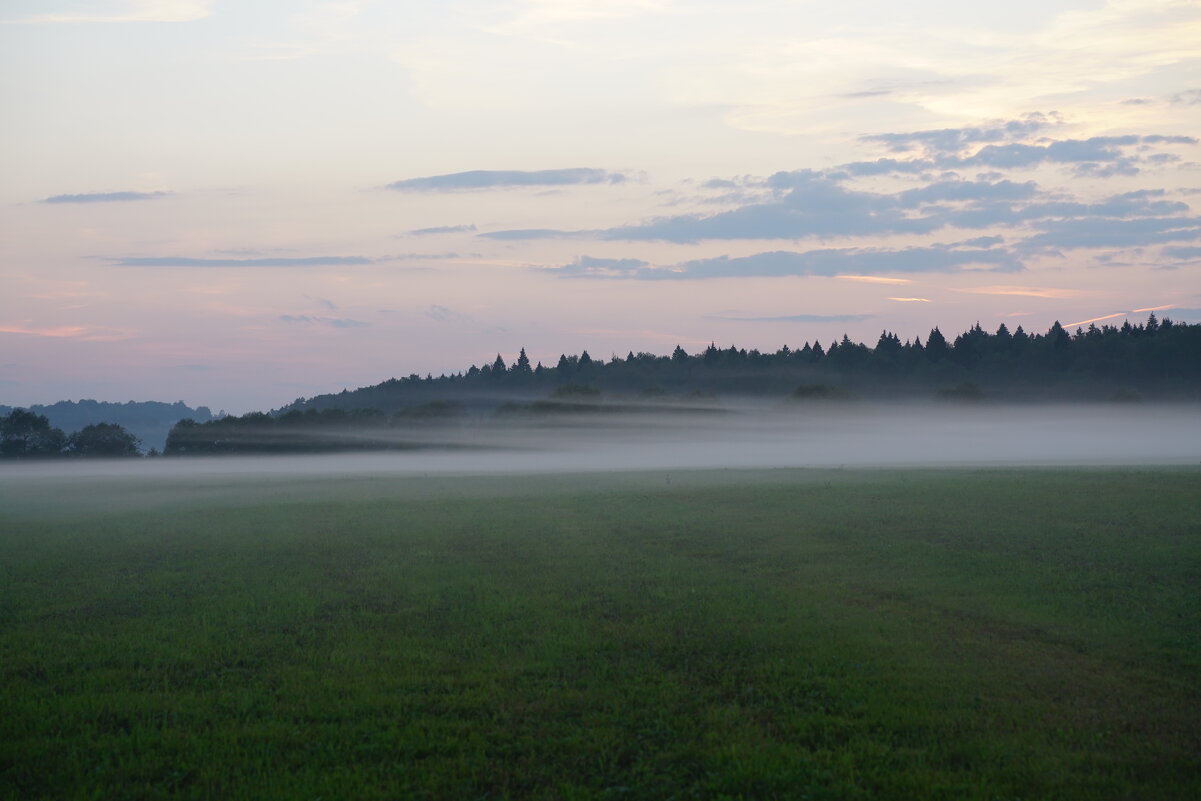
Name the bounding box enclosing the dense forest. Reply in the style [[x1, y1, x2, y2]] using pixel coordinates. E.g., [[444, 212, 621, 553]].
[[159, 315, 1200, 456], [278, 314, 1200, 412]]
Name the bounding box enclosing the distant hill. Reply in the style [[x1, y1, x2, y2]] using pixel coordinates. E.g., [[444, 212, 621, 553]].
[[0, 400, 214, 452]]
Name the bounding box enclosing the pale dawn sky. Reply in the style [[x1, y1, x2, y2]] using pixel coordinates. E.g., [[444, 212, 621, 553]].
[[2, 0, 1199, 410]]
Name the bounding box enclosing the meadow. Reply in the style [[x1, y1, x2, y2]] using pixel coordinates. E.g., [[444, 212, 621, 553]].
[[1, 466, 1199, 799]]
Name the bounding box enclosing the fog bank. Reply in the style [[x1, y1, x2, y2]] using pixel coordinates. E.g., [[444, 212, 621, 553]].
[[3, 405, 1197, 481]]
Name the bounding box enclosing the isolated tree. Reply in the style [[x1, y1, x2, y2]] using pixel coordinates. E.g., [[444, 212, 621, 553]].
[[0, 409, 67, 457], [67, 423, 141, 457]]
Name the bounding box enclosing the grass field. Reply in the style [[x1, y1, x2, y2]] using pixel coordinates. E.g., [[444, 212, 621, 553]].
[[1, 466, 1199, 799]]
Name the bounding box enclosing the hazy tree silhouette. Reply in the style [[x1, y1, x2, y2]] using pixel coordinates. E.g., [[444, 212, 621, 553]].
[[0, 409, 67, 457], [67, 423, 141, 457]]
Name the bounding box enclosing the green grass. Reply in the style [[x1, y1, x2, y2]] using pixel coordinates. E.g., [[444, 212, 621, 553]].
[[1, 467, 1199, 799]]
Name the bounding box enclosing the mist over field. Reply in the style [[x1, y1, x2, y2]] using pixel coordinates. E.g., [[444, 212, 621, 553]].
[[3, 404, 1197, 482]]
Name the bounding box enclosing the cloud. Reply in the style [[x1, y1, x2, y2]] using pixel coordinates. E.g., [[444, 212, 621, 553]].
[[479, 228, 593, 241], [113, 256, 373, 267], [546, 244, 1023, 280], [41, 191, 171, 204], [488, 162, 1195, 246], [480, 138, 1198, 246], [888, 297, 931, 302], [837, 275, 913, 285], [952, 286, 1081, 299], [386, 168, 626, 192], [425, 305, 468, 322], [1162, 245, 1201, 260], [1021, 216, 1201, 249], [1064, 304, 1186, 327], [840, 89, 893, 99], [854, 118, 1197, 178], [386, 252, 463, 260], [278, 315, 369, 328], [0, 324, 89, 338], [862, 113, 1058, 154], [712, 313, 874, 323], [0, 323, 133, 341], [895, 180, 1037, 205], [662, 246, 1023, 280], [407, 224, 478, 236], [1063, 311, 1132, 327], [550, 255, 650, 277], [4, 1, 212, 24], [496, 171, 954, 242]]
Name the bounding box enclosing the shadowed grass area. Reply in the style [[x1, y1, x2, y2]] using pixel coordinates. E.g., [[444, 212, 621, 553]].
[[1, 467, 1199, 799]]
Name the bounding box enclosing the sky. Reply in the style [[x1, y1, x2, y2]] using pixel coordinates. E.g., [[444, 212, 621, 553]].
[[2, 0, 1199, 412]]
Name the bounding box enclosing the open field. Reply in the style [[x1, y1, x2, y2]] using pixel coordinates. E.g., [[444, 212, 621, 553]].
[[2, 466, 1199, 799]]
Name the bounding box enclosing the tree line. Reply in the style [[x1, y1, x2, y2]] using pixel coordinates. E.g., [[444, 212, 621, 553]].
[[280, 314, 1201, 416], [154, 315, 1201, 456], [0, 409, 142, 458]]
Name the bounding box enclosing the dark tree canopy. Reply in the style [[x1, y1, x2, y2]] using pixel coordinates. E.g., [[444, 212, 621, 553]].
[[66, 423, 142, 457], [0, 409, 67, 457]]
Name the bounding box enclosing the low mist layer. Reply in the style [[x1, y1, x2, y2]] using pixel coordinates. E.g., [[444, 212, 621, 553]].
[[3, 405, 1197, 481]]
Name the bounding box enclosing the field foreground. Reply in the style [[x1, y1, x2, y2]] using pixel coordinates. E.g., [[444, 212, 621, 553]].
[[1, 467, 1199, 799]]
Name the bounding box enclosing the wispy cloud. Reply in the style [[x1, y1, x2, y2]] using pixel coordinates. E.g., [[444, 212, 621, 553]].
[[425, 305, 468, 322], [1063, 311, 1131, 327], [0, 324, 88, 338], [888, 297, 931, 302], [1063, 305, 1179, 328], [544, 244, 1023, 280], [711, 312, 874, 323], [279, 315, 370, 329], [4, 0, 212, 24], [0, 323, 133, 341], [836, 275, 913, 285], [658, 247, 1022, 280], [41, 191, 171, 204], [550, 255, 650, 277], [407, 224, 478, 236], [386, 168, 627, 192], [953, 286, 1081, 299], [114, 256, 373, 267], [862, 113, 1058, 153]]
